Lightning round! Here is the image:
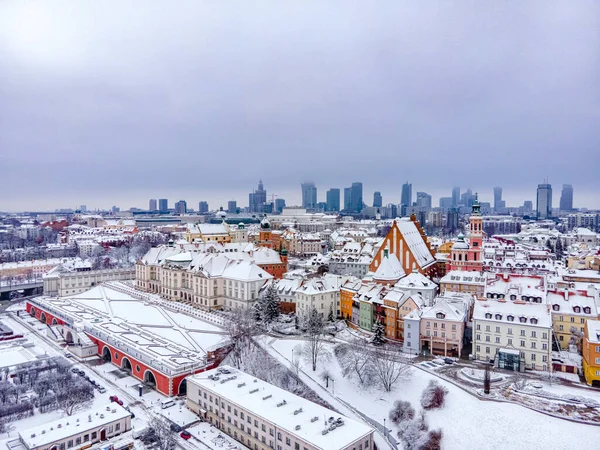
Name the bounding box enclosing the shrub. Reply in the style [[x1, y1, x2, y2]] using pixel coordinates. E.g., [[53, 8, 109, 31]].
[[420, 380, 448, 410], [389, 400, 415, 425]]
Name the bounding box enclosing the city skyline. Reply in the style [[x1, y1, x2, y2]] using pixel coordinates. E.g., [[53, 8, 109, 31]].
[[1, 2, 599, 211]]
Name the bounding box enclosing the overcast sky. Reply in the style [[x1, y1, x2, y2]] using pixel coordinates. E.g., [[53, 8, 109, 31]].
[[1, 1, 599, 212]]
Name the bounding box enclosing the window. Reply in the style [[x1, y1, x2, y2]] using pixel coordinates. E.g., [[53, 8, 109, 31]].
[[485, 335, 490, 342], [241, 412, 244, 419], [495, 326, 500, 333], [542, 355, 547, 362], [531, 354, 536, 361], [485, 325, 490, 332], [495, 337, 500, 343], [543, 333, 548, 339], [507, 315, 514, 322], [476, 324, 481, 330], [68, 441, 73, 449], [520, 340, 525, 347], [76, 438, 82, 446], [559, 325, 564, 331], [116, 423, 120, 431], [508, 328, 512, 335], [278, 433, 282, 441], [91, 432, 97, 440], [485, 347, 490, 354], [476, 345, 480, 352], [84, 435, 89, 442], [508, 338, 512, 345], [286, 438, 291, 445], [476, 334, 481, 340], [531, 342, 536, 349], [295, 444, 300, 450], [531, 331, 536, 338]]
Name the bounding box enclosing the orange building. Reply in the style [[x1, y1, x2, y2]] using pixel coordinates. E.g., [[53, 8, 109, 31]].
[[382, 290, 425, 340], [582, 319, 600, 387], [370, 216, 440, 279], [340, 279, 362, 321]]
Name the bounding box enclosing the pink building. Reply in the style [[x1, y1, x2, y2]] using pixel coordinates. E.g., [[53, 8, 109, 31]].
[[420, 296, 469, 357]]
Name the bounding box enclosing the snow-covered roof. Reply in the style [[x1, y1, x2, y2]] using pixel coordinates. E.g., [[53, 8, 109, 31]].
[[586, 319, 600, 344], [395, 270, 436, 289], [441, 271, 487, 285], [188, 366, 373, 450], [373, 253, 405, 281], [421, 298, 467, 322], [395, 219, 435, 268], [473, 300, 552, 328], [20, 404, 130, 449], [547, 291, 597, 316]]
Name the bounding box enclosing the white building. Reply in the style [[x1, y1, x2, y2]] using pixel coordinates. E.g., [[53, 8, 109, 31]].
[[294, 274, 351, 318], [403, 309, 422, 355], [394, 269, 439, 307], [43, 265, 135, 297], [472, 300, 552, 372], [187, 366, 374, 450], [19, 403, 131, 450]]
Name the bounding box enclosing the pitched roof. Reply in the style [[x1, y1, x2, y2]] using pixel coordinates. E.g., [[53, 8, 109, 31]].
[[373, 253, 405, 281]]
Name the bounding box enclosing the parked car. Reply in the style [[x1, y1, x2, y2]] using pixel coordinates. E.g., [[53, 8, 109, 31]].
[[444, 358, 454, 365], [109, 395, 119, 403], [117, 399, 124, 406], [77, 370, 85, 376], [97, 386, 107, 394], [180, 431, 192, 440], [71, 368, 79, 373], [170, 423, 182, 432]]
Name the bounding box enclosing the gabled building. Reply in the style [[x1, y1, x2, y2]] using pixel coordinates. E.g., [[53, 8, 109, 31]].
[[394, 269, 439, 307], [547, 289, 598, 350], [440, 270, 487, 298], [382, 289, 425, 340], [582, 319, 600, 386], [294, 274, 351, 319], [420, 296, 469, 357], [372, 250, 405, 286], [369, 216, 439, 279]]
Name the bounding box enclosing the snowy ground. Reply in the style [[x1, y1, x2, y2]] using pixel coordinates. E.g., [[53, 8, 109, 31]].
[[185, 422, 250, 450], [266, 338, 600, 450]]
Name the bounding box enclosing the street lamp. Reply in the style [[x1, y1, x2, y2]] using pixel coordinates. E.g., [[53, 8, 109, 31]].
[[383, 418, 386, 438]]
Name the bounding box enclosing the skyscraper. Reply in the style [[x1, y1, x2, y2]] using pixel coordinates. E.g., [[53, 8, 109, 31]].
[[326, 188, 340, 212], [493, 187, 502, 211], [301, 182, 318, 210], [536, 183, 552, 219], [149, 199, 157, 211], [461, 188, 475, 208], [227, 201, 237, 214], [175, 200, 187, 214], [452, 187, 460, 207], [158, 199, 168, 212], [400, 182, 412, 216], [198, 201, 209, 213], [343, 187, 352, 211], [249, 180, 267, 213], [373, 191, 382, 208], [523, 200, 533, 213], [559, 184, 573, 212], [274, 198, 286, 213], [416, 192, 432, 209], [350, 182, 363, 212]]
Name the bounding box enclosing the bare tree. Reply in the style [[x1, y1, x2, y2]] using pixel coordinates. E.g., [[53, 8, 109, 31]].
[[320, 369, 333, 388], [147, 417, 177, 450], [335, 342, 373, 385], [370, 346, 411, 392], [302, 307, 328, 371], [512, 371, 528, 391], [389, 400, 415, 425], [225, 307, 261, 368], [54, 376, 94, 416], [290, 349, 302, 376]]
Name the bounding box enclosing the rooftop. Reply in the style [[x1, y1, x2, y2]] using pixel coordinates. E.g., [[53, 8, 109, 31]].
[[189, 366, 373, 450]]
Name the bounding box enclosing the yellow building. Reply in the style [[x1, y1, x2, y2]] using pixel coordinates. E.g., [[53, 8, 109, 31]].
[[582, 319, 600, 387], [185, 223, 232, 244], [548, 289, 599, 350]]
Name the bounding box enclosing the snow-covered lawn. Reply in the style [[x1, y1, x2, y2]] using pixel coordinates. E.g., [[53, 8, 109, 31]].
[[269, 338, 600, 450]]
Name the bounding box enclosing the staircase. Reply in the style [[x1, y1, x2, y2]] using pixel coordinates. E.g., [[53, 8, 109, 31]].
[[47, 325, 65, 343]]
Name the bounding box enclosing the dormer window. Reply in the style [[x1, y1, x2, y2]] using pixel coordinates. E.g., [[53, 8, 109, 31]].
[[519, 316, 527, 323], [552, 304, 560, 311], [436, 313, 445, 319], [510, 295, 516, 301], [507, 315, 514, 322], [573, 306, 581, 313], [485, 313, 492, 319], [530, 318, 538, 325], [495, 314, 502, 320], [584, 307, 591, 314]]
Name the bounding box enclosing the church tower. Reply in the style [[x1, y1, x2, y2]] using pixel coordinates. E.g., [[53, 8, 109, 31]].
[[468, 194, 483, 271]]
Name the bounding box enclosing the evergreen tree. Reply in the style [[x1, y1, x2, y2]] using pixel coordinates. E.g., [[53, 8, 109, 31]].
[[546, 239, 553, 251], [555, 238, 564, 260], [372, 318, 386, 346], [257, 283, 280, 326], [327, 303, 335, 323]]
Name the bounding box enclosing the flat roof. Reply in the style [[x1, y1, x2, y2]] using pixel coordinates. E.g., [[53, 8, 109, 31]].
[[189, 366, 373, 450], [20, 404, 130, 449]]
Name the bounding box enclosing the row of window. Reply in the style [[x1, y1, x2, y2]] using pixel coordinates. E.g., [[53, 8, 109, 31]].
[[57, 424, 120, 449], [476, 325, 548, 339], [475, 334, 548, 349], [552, 304, 592, 314], [475, 346, 548, 362], [483, 313, 539, 324], [425, 322, 457, 330]]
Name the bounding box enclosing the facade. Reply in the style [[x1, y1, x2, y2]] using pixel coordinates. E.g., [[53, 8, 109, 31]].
[[149, 199, 157, 211], [394, 269, 438, 307], [249, 180, 268, 213], [274, 198, 286, 213], [415, 192, 432, 209], [19, 404, 131, 450], [382, 289, 423, 340], [403, 309, 422, 354], [547, 289, 598, 350], [43, 267, 135, 297], [158, 198, 168, 211], [582, 319, 600, 386], [199, 201, 209, 214], [301, 182, 318, 210], [420, 296, 468, 357], [228, 201, 238, 214], [186, 366, 374, 450], [440, 271, 487, 298], [294, 274, 349, 318], [472, 300, 552, 371], [493, 187, 502, 211], [369, 216, 439, 279], [175, 200, 187, 214], [340, 278, 362, 321], [400, 182, 412, 216], [0, 258, 64, 279], [373, 191, 382, 208], [536, 183, 553, 219]]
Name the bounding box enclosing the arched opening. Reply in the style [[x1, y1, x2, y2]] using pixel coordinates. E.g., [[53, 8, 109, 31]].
[[144, 370, 157, 387], [52, 318, 58, 325], [178, 378, 187, 396], [100, 428, 107, 440], [122, 357, 132, 373], [102, 346, 112, 362], [40, 312, 47, 324], [29, 306, 36, 317], [65, 331, 74, 344]]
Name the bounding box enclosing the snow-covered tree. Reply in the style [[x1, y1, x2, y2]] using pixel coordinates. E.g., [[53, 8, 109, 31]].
[[555, 238, 564, 260], [327, 303, 335, 323], [397, 410, 443, 450], [147, 417, 177, 450], [371, 318, 386, 346], [256, 283, 280, 326], [389, 400, 415, 425], [225, 307, 261, 368], [420, 380, 448, 410], [371, 346, 411, 392], [335, 342, 373, 385]]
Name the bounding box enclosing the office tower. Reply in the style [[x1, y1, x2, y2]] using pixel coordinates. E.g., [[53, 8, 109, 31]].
[[158, 199, 168, 212], [149, 199, 157, 211], [198, 201, 209, 214], [388, 203, 398, 218], [249, 179, 267, 213], [536, 183, 553, 219], [227, 201, 237, 214], [452, 187, 460, 207], [523, 201, 533, 213], [350, 182, 363, 212], [461, 188, 475, 208], [401, 182, 412, 215], [111, 206, 120, 213], [493, 187, 502, 211], [326, 188, 341, 212], [80, 205, 87, 212], [416, 192, 432, 209], [175, 200, 187, 214], [274, 198, 286, 213], [344, 187, 352, 211], [559, 184, 573, 212], [439, 197, 453, 209], [373, 191, 382, 208], [301, 182, 318, 210], [446, 208, 459, 230]]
